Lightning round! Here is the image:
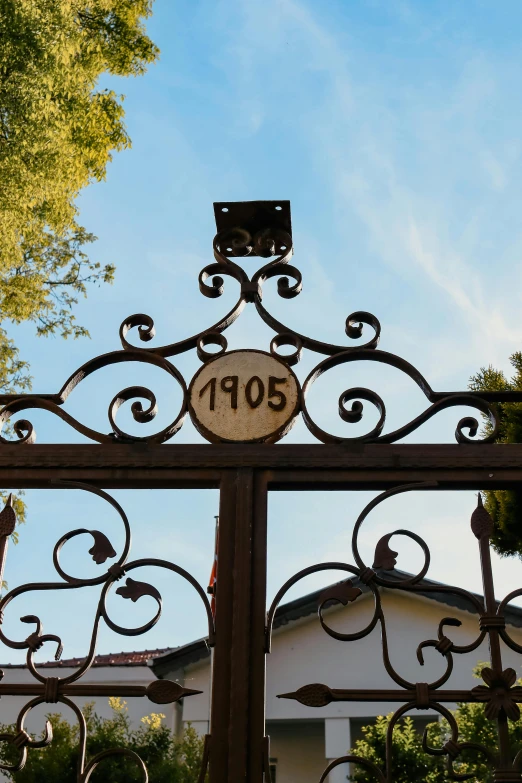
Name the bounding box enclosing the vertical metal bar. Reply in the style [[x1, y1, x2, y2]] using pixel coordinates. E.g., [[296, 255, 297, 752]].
[[209, 468, 268, 783], [474, 497, 512, 772], [0, 534, 9, 590], [210, 468, 267, 783], [209, 471, 237, 783], [227, 467, 254, 780], [478, 533, 511, 770], [478, 534, 502, 668], [249, 471, 269, 782]]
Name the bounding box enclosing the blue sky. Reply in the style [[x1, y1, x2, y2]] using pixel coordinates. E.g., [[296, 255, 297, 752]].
[[4, 0, 522, 673]]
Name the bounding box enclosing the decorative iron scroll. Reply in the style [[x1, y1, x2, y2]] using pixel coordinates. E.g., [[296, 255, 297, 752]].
[[0, 201, 520, 445], [268, 487, 522, 783], [0, 488, 213, 781]]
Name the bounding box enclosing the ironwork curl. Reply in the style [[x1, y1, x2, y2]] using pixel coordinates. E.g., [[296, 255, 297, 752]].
[[421, 700, 496, 779], [0, 696, 53, 772], [318, 755, 386, 783], [81, 747, 148, 783], [0, 350, 187, 445], [0, 486, 213, 778], [265, 562, 380, 653], [5, 202, 522, 783], [272, 487, 522, 782], [0, 211, 519, 445], [495, 589, 522, 656], [301, 349, 499, 444]]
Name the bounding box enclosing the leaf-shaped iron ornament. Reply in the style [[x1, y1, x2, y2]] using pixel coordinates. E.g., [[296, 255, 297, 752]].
[[116, 577, 162, 603], [470, 494, 494, 540], [146, 679, 202, 704], [318, 580, 362, 608], [88, 531, 117, 565], [278, 683, 333, 708], [372, 534, 398, 570], [0, 495, 16, 538]]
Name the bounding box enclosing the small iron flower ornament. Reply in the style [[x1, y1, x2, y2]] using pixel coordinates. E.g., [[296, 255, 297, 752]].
[[472, 667, 522, 721]]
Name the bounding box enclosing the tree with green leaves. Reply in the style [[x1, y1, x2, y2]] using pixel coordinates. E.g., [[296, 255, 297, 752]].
[[0, 0, 159, 526], [469, 353, 522, 556], [0, 698, 206, 782], [0, 0, 158, 391], [349, 664, 520, 782]]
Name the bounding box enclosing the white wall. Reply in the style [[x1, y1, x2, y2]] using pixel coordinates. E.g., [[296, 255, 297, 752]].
[[325, 718, 351, 783], [265, 589, 522, 720], [0, 662, 176, 782], [180, 589, 522, 725], [174, 588, 522, 779], [180, 658, 212, 726], [0, 663, 175, 735], [268, 721, 325, 783]]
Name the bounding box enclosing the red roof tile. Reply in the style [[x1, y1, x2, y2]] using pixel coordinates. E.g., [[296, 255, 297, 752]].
[[2, 648, 174, 669]]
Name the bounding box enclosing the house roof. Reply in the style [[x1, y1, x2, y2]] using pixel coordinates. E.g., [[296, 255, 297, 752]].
[[1, 648, 174, 670], [150, 568, 522, 679]]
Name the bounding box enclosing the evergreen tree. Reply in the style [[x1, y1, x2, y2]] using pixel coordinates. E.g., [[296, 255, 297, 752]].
[[469, 353, 522, 556], [349, 664, 521, 782]]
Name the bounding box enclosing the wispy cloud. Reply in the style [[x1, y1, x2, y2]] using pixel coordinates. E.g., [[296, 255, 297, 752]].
[[230, 0, 522, 376]]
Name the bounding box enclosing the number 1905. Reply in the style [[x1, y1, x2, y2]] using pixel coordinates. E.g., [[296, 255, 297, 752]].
[[199, 375, 288, 412]]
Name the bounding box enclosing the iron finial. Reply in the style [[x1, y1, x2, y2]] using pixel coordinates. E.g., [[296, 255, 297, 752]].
[[471, 493, 494, 540]]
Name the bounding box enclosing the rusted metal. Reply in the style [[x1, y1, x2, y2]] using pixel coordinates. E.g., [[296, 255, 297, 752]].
[[2, 443, 522, 489], [0, 680, 201, 701], [0, 202, 521, 781], [270, 489, 522, 781], [0, 200, 520, 445], [213, 200, 292, 255], [0, 485, 214, 780]]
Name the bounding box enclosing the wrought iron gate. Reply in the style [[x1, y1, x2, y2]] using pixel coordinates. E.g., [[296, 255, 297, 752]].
[[0, 201, 522, 782]]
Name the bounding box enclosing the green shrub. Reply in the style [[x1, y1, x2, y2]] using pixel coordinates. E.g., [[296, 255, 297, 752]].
[[0, 697, 205, 782]]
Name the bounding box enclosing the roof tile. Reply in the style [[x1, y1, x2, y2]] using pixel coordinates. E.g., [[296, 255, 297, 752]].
[[2, 648, 174, 669]]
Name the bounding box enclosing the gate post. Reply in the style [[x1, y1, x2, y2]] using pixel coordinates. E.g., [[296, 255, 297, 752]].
[[210, 468, 268, 783]]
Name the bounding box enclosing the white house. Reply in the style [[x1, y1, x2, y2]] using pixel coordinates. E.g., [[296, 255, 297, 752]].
[[0, 648, 176, 740], [150, 570, 522, 783], [1, 570, 521, 783]]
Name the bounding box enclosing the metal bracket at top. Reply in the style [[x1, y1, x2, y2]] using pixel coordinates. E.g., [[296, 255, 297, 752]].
[[213, 200, 292, 257]]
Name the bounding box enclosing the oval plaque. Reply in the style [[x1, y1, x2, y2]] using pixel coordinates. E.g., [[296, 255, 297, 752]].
[[188, 350, 300, 443]]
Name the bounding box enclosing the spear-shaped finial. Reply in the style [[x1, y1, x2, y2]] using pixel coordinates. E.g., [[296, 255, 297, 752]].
[[471, 493, 494, 540], [277, 683, 334, 708], [0, 496, 16, 535]]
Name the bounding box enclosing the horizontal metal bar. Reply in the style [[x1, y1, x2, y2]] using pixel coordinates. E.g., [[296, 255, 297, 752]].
[[328, 688, 478, 702], [0, 682, 487, 704], [265, 469, 522, 490], [0, 444, 520, 488], [0, 683, 148, 698], [278, 688, 500, 704]]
